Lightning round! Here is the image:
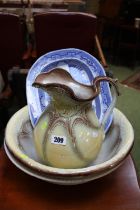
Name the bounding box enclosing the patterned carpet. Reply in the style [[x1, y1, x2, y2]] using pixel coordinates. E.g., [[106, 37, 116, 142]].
[[122, 72, 140, 91], [108, 64, 140, 177], [115, 84, 140, 178]]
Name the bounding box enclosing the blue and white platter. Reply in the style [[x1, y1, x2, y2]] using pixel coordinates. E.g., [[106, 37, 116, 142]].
[[26, 48, 113, 133]]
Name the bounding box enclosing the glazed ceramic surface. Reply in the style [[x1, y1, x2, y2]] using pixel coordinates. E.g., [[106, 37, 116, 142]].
[[32, 68, 118, 169], [5, 106, 134, 185], [26, 48, 113, 132]]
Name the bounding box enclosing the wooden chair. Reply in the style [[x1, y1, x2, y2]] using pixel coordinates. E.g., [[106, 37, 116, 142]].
[[0, 12, 33, 103], [0, 13, 30, 87], [98, 0, 124, 62], [33, 12, 107, 68], [0, 13, 31, 128]]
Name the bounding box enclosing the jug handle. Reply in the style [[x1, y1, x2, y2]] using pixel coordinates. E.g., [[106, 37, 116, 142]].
[[92, 76, 120, 130]]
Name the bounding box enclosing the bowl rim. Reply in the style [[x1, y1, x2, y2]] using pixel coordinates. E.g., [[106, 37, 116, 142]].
[[5, 106, 134, 177], [4, 142, 123, 185]]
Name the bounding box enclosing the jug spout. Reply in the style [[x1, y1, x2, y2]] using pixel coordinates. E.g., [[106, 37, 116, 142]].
[[32, 68, 119, 102]]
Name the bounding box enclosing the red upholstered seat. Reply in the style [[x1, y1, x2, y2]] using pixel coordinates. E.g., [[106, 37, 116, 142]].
[[0, 13, 26, 85], [33, 12, 107, 68]]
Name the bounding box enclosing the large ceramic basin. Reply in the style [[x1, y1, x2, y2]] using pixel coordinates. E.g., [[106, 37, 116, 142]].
[[5, 106, 134, 185]]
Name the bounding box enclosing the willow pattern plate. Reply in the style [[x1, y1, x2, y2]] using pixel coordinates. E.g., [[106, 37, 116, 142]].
[[26, 48, 112, 132]]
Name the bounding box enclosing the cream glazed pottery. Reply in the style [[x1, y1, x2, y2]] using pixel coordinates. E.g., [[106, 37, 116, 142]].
[[4, 106, 134, 185], [32, 68, 119, 169]]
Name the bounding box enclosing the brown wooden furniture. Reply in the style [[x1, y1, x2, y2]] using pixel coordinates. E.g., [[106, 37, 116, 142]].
[[99, 0, 123, 19], [0, 0, 84, 9], [0, 13, 30, 86], [117, 24, 140, 66], [98, 0, 124, 62], [0, 148, 140, 210], [0, 13, 24, 85], [33, 12, 107, 68]]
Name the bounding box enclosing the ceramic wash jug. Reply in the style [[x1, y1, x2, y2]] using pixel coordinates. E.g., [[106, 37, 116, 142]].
[[32, 68, 119, 169]]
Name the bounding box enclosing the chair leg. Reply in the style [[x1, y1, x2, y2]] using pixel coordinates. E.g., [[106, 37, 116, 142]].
[[94, 35, 108, 68]]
